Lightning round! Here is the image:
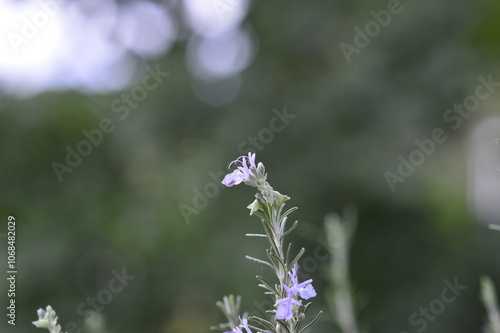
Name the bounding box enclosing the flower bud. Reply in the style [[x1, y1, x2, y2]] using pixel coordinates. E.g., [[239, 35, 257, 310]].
[[247, 199, 260, 215]]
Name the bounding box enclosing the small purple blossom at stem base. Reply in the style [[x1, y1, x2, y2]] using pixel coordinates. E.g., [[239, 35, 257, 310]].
[[275, 285, 302, 320], [276, 297, 302, 320]]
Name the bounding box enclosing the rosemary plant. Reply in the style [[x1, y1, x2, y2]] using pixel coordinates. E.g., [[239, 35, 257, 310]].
[[213, 153, 322, 333]]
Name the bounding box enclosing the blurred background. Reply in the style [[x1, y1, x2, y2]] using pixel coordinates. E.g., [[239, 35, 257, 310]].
[[1, 0, 500, 332]]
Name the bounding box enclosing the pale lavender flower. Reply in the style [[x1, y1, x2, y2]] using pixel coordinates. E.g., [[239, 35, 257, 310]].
[[298, 283, 317, 300], [276, 285, 302, 320], [275, 267, 317, 321], [222, 153, 257, 187], [288, 267, 317, 300], [222, 169, 248, 187]]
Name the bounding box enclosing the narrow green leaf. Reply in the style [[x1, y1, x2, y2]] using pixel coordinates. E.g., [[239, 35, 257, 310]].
[[259, 199, 272, 221], [293, 318, 301, 332], [288, 247, 305, 271], [283, 220, 299, 238], [265, 249, 282, 269], [302, 302, 312, 314], [276, 320, 292, 333], [285, 242, 293, 265], [251, 211, 267, 221], [246, 233, 267, 238], [267, 250, 286, 271], [256, 275, 278, 295], [248, 316, 276, 333], [298, 311, 323, 333], [246, 255, 273, 269], [261, 223, 280, 255], [281, 207, 298, 220]]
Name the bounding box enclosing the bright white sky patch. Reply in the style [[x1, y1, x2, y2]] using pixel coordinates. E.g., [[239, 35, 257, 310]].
[[0, 0, 176, 96], [115, 1, 176, 58], [0, 0, 65, 94], [182, 0, 249, 38], [186, 28, 254, 80], [0, 0, 253, 102]]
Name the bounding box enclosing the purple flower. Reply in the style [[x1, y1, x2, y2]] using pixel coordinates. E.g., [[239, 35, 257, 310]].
[[275, 267, 317, 321], [275, 285, 302, 320], [288, 267, 317, 300], [222, 169, 248, 187], [222, 153, 256, 187], [298, 283, 317, 299]]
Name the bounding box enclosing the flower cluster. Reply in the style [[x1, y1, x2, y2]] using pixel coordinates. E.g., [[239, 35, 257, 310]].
[[276, 267, 317, 320]]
